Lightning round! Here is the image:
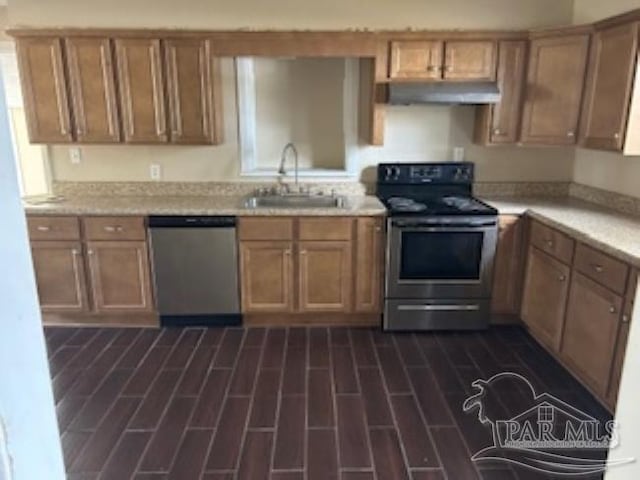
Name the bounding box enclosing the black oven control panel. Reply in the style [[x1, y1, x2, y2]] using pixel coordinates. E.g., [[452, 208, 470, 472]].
[[378, 162, 474, 184]]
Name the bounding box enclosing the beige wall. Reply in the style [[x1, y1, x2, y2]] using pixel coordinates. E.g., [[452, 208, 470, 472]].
[[0, 6, 8, 40], [12, 0, 577, 184], [572, 0, 640, 199], [9, 0, 573, 30]]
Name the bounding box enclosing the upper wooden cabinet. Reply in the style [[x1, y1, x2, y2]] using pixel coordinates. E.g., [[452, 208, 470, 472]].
[[520, 33, 590, 145], [579, 22, 640, 153], [165, 38, 222, 144], [65, 37, 120, 143], [388, 40, 496, 81], [115, 38, 168, 143], [16, 37, 73, 143], [474, 40, 527, 145]]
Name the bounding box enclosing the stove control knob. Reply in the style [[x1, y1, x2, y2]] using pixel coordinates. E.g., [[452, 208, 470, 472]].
[[384, 166, 394, 180], [392, 166, 401, 179], [454, 166, 470, 181]]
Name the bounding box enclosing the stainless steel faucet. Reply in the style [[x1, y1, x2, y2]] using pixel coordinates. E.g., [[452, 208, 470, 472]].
[[278, 142, 299, 191]]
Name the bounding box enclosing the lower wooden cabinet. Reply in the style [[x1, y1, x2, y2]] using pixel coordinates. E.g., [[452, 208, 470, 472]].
[[521, 246, 571, 351], [298, 241, 352, 312], [31, 241, 89, 312], [240, 241, 294, 313], [560, 273, 623, 397], [238, 216, 383, 319], [86, 240, 154, 312], [491, 215, 524, 317]]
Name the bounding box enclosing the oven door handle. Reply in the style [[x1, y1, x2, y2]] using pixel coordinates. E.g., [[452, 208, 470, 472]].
[[391, 220, 497, 229], [397, 304, 481, 312]]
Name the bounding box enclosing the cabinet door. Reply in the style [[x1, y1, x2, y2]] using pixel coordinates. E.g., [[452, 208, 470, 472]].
[[443, 40, 496, 81], [240, 241, 294, 313], [561, 272, 623, 397], [65, 37, 120, 143], [491, 215, 524, 316], [520, 34, 589, 145], [165, 38, 222, 144], [389, 41, 443, 80], [115, 38, 168, 143], [86, 241, 153, 312], [354, 217, 384, 313], [16, 37, 72, 143], [521, 247, 570, 351], [299, 241, 352, 312], [489, 40, 527, 143], [580, 22, 639, 151], [31, 241, 88, 312]]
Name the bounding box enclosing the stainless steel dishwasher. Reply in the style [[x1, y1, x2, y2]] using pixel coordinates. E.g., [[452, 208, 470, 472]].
[[148, 216, 241, 326]]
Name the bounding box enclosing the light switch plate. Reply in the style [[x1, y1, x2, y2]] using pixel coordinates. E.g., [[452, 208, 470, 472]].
[[69, 147, 82, 164], [150, 164, 162, 181]]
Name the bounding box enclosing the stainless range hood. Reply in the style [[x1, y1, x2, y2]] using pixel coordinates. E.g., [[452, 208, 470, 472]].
[[388, 82, 501, 105]]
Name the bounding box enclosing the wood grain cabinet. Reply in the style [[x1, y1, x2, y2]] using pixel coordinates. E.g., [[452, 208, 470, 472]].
[[520, 33, 590, 145], [165, 38, 222, 144], [298, 241, 352, 312], [474, 40, 527, 145], [389, 39, 496, 81], [560, 272, 623, 398], [521, 246, 571, 351], [31, 241, 89, 312], [16, 37, 73, 143], [354, 217, 384, 313], [579, 22, 640, 153], [115, 38, 168, 143], [239, 241, 294, 313], [65, 37, 120, 142], [491, 215, 525, 318], [86, 240, 154, 312]]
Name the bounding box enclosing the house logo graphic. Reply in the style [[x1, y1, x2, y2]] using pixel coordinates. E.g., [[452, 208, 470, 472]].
[[462, 372, 635, 476]]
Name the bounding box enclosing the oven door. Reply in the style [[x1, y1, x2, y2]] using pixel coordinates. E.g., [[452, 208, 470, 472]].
[[386, 216, 498, 299]]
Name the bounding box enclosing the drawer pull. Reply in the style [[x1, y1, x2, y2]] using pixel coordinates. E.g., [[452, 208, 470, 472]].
[[591, 264, 604, 273], [103, 225, 124, 233], [284, 250, 291, 256], [567, 131, 575, 138], [36, 225, 51, 232], [300, 250, 307, 255]]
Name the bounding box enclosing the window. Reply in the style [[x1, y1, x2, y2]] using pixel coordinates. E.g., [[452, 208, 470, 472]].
[[538, 405, 554, 423]]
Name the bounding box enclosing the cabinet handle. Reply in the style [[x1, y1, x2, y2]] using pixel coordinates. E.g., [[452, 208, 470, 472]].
[[36, 225, 51, 232], [622, 314, 630, 323], [300, 250, 307, 255], [609, 306, 617, 314], [103, 225, 124, 232], [71, 249, 79, 255], [558, 275, 566, 282], [284, 250, 291, 255], [591, 264, 604, 273], [567, 131, 575, 138], [493, 129, 502, 135]]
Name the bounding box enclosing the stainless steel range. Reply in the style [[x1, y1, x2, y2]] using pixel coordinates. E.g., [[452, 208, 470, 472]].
[[377, 162, 498, 331]]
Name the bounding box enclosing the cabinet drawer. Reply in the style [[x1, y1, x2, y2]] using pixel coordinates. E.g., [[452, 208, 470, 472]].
[[83, 216, 146, 240], [299, 218, 353, 241], [238, 218, 294, 241], [530, 220, 574, 264], [574, 244, 629, 295], [28, 216, 81, 240]]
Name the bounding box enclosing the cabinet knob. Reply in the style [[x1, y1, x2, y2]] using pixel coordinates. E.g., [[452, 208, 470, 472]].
[[493, 129, 502, 135], [375, 226, 382, 233], [88, 249, 94, 255], [284, 250, 291, 255], [71, 249, 79, 255], [558, 275, 566, 282], [545, 239, 554, 247], [300, 250, 307, 255], [622, 314, 630, 323], [609, 306, 617, 314], [614, 133, 620, 139], [591, 264, 604, 273], [567, 131, 575, 138]]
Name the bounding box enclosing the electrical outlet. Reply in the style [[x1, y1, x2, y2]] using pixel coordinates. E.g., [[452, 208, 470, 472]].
[[453, 147, 465, 162], [150, 164, 162, 181], [69, 147, 82, 164]]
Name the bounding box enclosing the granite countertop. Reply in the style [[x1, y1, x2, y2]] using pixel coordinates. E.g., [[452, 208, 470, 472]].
[[22, 194, 387, 217], [482, 196, 640, 268]]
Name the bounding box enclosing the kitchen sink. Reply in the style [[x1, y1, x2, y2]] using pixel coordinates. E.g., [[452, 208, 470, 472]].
[[245, 194, 347, 209]]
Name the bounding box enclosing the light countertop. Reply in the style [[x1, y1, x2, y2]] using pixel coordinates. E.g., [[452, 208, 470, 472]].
[[482, 196, 640, 268]]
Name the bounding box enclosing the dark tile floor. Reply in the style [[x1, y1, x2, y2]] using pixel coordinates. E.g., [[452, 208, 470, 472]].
[[45, 325, 611, 480]]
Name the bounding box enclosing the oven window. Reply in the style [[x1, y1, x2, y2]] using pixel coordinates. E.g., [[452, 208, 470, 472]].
[[400, 231, 483, 280]]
